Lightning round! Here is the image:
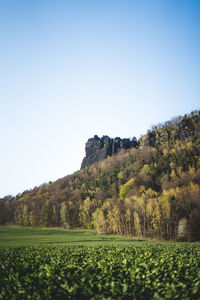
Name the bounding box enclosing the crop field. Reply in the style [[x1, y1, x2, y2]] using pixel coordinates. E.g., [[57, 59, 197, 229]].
[[0, 227, 200, 299]]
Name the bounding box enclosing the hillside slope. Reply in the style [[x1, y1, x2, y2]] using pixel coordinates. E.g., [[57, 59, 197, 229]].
[[0, 110, 200, 240]]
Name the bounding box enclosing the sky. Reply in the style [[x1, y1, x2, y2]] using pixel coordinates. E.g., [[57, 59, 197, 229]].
[[0, 0, 199, 197]]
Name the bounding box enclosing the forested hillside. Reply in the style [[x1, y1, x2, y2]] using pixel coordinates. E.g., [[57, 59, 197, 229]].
[[1, 110, 200, 241]]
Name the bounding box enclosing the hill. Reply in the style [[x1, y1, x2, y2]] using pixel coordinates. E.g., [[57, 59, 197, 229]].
[[0, 110, 200, 241]]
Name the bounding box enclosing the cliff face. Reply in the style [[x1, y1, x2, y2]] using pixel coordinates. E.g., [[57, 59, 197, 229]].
[[81, 135, 138, 168]]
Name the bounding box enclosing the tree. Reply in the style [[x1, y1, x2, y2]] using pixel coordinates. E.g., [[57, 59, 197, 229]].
[[60, 202, 69, 229], [79, 197, 97, 229], [119, 178, 135, 198]]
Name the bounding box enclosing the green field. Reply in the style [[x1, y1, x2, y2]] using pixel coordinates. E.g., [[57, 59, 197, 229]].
[[0, 227, 200, 299], [0, 226, 141, 247]]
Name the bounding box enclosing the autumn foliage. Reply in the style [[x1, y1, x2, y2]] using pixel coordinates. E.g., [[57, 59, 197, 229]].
[[0, 110, 200, 240]]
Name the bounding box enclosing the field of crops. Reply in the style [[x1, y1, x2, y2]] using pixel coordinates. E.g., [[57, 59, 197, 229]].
[[0, 227, 200, 299]]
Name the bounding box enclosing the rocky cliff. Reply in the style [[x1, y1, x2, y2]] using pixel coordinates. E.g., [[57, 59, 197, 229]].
[[81, 135, 138, 168]]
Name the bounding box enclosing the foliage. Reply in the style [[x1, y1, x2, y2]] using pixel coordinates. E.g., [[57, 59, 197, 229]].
[[0, 110, 200, 240], [119, 178, 135, 198], [0, 240, 200, 299]]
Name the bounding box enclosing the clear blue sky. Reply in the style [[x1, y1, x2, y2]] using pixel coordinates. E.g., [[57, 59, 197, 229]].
[[0, 0, 199, 197]]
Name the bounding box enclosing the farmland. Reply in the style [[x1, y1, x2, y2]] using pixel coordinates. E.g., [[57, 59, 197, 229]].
[[0, 227, 200, 299]]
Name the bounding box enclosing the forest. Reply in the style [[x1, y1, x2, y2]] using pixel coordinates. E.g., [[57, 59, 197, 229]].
[[0, 110, 200, 241]]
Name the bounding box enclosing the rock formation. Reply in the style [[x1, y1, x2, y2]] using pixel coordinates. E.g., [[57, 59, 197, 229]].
[[81, 135, 138, 169], [174, 116, 195, 140]]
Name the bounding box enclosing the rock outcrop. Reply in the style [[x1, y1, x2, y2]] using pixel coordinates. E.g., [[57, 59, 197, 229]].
[[174, 116, 195, 141], [81, 135, 138, 169], [139, 114, 198, 147]]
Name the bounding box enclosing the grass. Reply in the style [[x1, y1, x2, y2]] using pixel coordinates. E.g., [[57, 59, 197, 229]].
[[0, 226, 145, 247]]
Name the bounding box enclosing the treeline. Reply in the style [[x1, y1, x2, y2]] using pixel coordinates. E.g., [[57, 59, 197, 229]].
[[0, 111, 200, 241]]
